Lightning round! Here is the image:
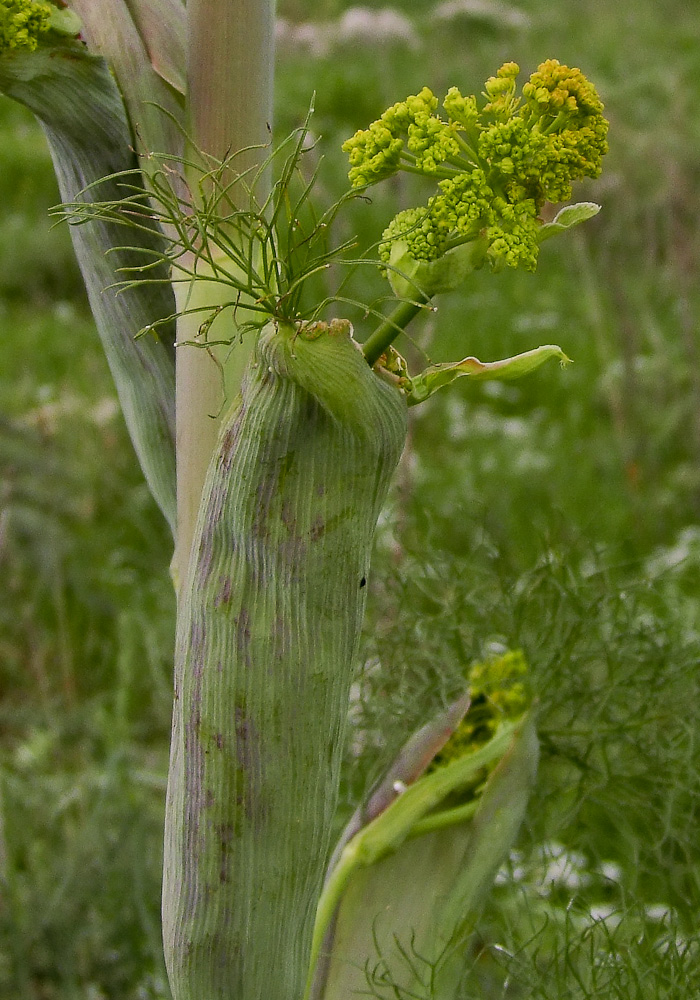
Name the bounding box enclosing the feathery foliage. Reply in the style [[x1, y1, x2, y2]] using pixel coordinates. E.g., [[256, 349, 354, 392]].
[[59, 116, 380, 347]]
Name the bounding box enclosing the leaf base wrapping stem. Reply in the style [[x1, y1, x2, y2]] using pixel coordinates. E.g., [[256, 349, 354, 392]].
[[163, 320, 407, 1000]]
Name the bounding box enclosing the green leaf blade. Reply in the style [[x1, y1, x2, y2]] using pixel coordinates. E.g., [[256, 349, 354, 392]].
[[407, 345, 572, 405], [538, 202, 601, 243], [68, 0, 185, 162]]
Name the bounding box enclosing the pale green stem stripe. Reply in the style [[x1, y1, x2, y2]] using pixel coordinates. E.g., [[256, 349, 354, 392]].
[[174, 0, 276, 583]]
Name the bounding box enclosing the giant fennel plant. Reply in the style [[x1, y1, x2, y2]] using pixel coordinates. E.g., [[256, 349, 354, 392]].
[[0, 3, 608, 999]]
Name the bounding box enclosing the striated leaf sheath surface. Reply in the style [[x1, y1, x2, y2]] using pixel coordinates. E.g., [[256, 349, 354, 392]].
[[0, 44, 177, 529], [163, 320, 408, 1000]]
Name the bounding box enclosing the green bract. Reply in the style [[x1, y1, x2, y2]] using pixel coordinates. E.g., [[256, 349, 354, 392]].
[[307, 652, 538, 1000], [403, 344, 572, 405], [383, 229, 489, 299], [344, 59, 609, 276]]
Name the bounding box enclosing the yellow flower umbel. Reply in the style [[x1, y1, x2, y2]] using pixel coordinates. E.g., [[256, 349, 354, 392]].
[[343, 60, 609, 273], [0, 0, 51, 50], [0, 0, 80, 52]]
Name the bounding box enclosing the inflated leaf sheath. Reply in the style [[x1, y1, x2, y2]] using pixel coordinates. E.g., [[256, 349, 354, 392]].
[[67, 0, 186, 162], [0, 47, 177, 530], [320, 713, 539, 1000], [163, 321, 408, 1000]]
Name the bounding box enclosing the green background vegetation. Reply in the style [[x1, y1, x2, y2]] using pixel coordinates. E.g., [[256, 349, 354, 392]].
[[1, 0, 699, 996]]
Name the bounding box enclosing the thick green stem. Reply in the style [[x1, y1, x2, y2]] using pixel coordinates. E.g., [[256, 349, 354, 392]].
[[187, 0, 274, 177], [175, 0, 275, 582], [362, 299, 428, 367]]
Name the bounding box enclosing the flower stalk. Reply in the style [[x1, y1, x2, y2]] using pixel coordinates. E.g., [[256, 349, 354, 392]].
[[363, 298, 429, 367]]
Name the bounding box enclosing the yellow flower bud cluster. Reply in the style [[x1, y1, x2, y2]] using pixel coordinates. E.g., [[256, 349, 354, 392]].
[[0, 0, 52, 51], [429, 649, 530, 772], [347, 60, 609, 273]]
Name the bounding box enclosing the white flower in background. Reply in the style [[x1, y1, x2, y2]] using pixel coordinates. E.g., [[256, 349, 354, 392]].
[[276, 7, 420, 58], [588, 903, 623, 928], [433, 0, 531, 29], [276, 19, 334, 58], [535, 841, 591, 894], [645, 903, 673, 923], [598, 860, 623, 884], [337, 7, 420, 49]]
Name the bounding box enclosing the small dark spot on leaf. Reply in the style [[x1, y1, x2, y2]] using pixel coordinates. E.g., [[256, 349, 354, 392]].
[[217, 822, 234, 845], [360, 577, 366, 588], [310, 515, 326, 541], [214, 575, 233, 608]]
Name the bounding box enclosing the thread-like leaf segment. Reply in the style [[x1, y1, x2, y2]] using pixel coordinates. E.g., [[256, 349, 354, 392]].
[[163, 320, 408, 1000]]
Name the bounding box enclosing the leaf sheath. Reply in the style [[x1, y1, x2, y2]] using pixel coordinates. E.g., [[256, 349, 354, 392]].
[[163, 320, 407, 1000], [0, 46, 177, 529]]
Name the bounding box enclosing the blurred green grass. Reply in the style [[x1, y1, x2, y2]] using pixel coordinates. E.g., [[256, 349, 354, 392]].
[[1, 1, 699, 996]]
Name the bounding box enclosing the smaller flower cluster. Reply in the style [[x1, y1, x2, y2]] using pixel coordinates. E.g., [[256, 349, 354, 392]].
[[343, 60, 609, 273], [344, 86, 458, 186], [429, 649, 530, 772], [0, 0, 52, 51]]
